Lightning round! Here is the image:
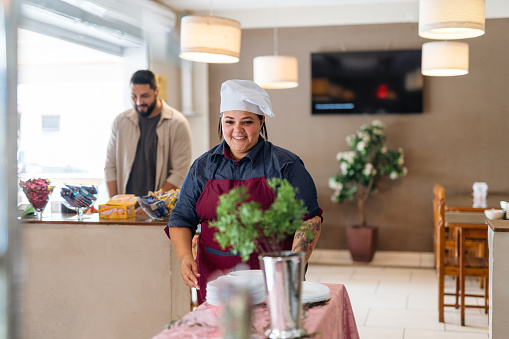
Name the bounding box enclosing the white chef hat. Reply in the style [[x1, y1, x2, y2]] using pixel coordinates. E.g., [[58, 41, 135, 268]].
[[220, 80, 275, 118]]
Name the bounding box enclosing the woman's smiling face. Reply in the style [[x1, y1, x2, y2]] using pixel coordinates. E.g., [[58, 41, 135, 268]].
[[221, 110, 264, 160]]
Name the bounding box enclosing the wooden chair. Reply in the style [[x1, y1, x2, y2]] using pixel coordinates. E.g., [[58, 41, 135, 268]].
[[435, 191, 489, 325], [433, 184, 456, 267], [457, 223, 489, 326], [433, 185, 459, 315], [433, 184, 486, 286]]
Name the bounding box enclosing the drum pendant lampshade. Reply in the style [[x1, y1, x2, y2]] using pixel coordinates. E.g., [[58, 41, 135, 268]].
[[421, 41, 469, 77], [180, 15, 241, 63], [253, 55, 298, 89], [252, 0, 298, 90], [419, 0, 485, 40]]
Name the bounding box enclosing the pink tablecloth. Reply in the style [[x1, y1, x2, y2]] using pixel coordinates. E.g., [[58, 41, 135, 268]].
[[152, 283, 359, 339]]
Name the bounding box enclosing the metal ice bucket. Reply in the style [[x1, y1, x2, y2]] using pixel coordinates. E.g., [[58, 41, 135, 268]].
[[259, 251, 306, 339]]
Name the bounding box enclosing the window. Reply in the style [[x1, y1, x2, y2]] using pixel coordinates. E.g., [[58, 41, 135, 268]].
[[16, 0, 173, 203], [41, 115, 60, 133], [17, 29, 128, 202]]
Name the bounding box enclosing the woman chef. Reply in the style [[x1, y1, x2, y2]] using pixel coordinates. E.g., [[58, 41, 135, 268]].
[[166, 80, 322, 304]]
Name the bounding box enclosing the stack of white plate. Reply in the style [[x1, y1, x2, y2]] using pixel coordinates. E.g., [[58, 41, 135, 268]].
[[228, 269, 264, 279], [206, 271, 266, 306], [301, 282, 330, 304]]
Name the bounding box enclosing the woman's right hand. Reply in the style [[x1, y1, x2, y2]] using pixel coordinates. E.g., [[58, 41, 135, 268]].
[[167, 227, 200, 289], [180, 254, 201, 290]]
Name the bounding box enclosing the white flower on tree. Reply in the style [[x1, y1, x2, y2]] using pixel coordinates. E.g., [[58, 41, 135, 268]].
[[363, 163, 376, 177], [358, 131, 370, 143], [343, 151, 355, 163], [340, 162, 349, 174], [328, 177, 343, 191], [336, 152, 344, 161]]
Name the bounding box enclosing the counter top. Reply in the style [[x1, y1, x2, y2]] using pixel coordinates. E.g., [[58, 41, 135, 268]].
[[488, 219, 509, 232], [20, 212, 168, 226]]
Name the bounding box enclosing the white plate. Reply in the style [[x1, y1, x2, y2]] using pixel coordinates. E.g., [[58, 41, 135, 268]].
[[229, 269, 264, 279], [206, 274, 266, 306], [301, 282, 330, 304], [207, 292, 266, 306]]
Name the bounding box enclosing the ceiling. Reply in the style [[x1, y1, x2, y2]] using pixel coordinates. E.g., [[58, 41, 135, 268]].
[[159, 0, 410, 12], [18, 0, 509, 60], [158, 0, 509, 29]]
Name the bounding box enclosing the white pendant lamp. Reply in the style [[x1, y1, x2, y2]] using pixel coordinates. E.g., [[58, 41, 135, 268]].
[[419, 0, 485, 40], [253, 0, 298, 89], [253, 55, 298, 89], [180, 15, 241, 64], [421, 41, 469, 76]]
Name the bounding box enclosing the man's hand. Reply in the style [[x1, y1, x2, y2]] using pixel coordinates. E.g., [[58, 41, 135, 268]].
[[162, 181, 179, 192], [106, 180, 117, 198]]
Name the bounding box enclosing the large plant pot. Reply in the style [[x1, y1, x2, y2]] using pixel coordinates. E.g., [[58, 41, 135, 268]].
[[346, 225, 378, 262], [259, 251, 306, 339]]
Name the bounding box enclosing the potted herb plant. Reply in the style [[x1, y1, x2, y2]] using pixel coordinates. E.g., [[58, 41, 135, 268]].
[[329, 120, 407, 262], [211, 178, 309, 261], [210, 178, 312, 338]]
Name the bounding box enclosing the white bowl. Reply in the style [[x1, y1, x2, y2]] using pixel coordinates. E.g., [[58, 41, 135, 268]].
[[484, 209, 505, 220]]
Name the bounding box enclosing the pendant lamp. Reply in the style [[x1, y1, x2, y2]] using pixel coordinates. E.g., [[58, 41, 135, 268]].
[[253, 55, 298, 89], [421, 41, 469, 77], [253, 0, 298, 89], [180, 15, 241, 63], [419, 0, 485, 40]]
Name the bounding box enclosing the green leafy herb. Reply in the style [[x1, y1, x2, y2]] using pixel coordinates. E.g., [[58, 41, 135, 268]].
[[210, 178, 310, 261]]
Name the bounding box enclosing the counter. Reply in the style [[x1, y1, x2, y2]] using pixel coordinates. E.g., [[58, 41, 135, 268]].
[[21, 212, 190, 339], [487, 219, 509, 339]]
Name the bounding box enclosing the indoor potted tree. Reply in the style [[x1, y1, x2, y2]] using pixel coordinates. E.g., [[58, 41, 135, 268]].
[[329, 120, 407, 262]]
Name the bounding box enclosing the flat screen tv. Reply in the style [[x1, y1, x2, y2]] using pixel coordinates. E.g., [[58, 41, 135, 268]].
[[311, 50, 423, 115]]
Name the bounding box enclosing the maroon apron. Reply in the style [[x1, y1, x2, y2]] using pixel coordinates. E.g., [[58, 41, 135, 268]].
[[195, 176, 293, 304]]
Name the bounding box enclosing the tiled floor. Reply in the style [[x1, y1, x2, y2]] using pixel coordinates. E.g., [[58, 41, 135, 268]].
[[307, 250, 489, 339]]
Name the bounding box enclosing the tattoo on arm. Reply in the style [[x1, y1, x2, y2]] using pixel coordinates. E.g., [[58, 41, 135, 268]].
[[292, 216, 322, 262]]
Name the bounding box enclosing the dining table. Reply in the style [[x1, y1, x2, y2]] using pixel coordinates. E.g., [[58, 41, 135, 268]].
[[445, 211, 489, 224], [445, 193, 509, 212], [151, 283, 360, 339]]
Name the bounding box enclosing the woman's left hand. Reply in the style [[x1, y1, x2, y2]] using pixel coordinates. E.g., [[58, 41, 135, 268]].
[[292, 216, 322, 263]]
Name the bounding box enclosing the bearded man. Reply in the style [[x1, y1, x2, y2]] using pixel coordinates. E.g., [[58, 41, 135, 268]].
[[105, 70, 192, 197]]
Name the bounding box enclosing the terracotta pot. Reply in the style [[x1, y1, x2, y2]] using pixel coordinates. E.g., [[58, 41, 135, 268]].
[[346, 225, 378, 262]]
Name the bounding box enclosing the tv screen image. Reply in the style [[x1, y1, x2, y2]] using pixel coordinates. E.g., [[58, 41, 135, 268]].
[[311, 50, 423, 115]]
